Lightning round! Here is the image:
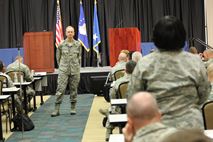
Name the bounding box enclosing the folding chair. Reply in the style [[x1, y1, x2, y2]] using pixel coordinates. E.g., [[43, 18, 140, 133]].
[[118, 81, 129, 99], [202, 101, 213, 129], [6, 71, 25, 83], [113, 69, 125, 81]]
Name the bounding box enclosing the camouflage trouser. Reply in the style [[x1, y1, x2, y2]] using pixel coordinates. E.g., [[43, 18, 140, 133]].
[[55, 72, 80, 104]]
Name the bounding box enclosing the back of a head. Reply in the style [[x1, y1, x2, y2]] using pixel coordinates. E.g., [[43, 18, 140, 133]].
[[118, 52, 128, 62], [161, 129, 212, 142], [121, 50, 130, 57], [189, 47, 198, 54], [127, 92, 160, 120], [125, 60, 136, 74], [152, 15, 186, 51], [132, 51, 142, 63]]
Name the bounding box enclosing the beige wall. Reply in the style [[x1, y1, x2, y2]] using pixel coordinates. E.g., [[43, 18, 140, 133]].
[[206, 0, 213, 47]]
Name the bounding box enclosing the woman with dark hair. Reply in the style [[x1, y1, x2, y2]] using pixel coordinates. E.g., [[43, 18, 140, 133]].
[[127, 16, 210, 129]]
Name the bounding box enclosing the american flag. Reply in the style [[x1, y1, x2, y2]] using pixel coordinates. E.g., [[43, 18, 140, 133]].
[[55, 1, 64, 48]]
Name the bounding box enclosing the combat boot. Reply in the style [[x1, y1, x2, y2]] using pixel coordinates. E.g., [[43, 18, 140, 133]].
[[51, 104, 60, 117], [70, 103, 76, 115]]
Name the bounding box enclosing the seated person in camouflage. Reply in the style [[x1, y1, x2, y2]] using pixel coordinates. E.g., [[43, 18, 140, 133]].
[[123, 92, 176, 142], [0, 60, 22, 113], [100, 60, 136, 115], [101, 61, 137, 141], [6, 56, 35, 101], [110, 51, 129, 81], [110, 60, 136, 99], [127, 16, 210, 129]]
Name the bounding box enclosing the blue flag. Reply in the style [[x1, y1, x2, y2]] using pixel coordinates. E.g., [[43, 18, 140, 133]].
[[93, 1, 101, 54], [78, 2, 90, 52]]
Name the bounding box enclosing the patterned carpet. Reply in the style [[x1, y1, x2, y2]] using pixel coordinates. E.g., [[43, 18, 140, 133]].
[[6, 94, 94, 142]]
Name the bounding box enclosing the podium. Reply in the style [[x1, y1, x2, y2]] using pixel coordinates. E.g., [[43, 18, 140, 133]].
[[23, 32, 54, 72], [108, 28, 141, 66]]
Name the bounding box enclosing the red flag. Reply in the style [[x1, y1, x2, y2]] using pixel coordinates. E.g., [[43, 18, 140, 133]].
[[55, 1, 64, 48]]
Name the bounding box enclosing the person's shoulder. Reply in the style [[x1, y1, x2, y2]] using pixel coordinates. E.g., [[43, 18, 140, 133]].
[[137, 52, 157, 67], [182, 51, 203, 63], [73, 39, 81, 47], [58, 40, 66, 48]]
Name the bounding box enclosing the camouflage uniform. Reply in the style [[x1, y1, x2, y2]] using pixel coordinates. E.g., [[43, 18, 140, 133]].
[[127, 50, 210, 129], [55, 38, 81, 105], [105, 74, 131, 140], [133, 122, 176, 142], [6, 60, 35, 97], [7, 60, 33, 81], [110, 74, 130, 99]]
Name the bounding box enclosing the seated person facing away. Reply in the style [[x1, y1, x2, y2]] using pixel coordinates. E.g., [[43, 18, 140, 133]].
[[6, 56, 35, 100], [123, 92, 176, 142], [100, 60, 137, 116], [161, 129, 212, 142], [110, 51, 129, 81], [0, 60, 22, 113], [100, 60, 137, 141], [127, 16, 210, 129], [110, 60, 136, 99]]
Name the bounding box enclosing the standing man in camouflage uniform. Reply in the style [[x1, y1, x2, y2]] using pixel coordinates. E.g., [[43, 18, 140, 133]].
[[123, 92, 176, 142], [127, 16, 210, 129], [51, 26, 81, 117]]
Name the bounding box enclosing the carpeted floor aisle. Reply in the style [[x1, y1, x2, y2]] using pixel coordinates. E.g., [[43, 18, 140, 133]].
[[6, 94, 94, 142]]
